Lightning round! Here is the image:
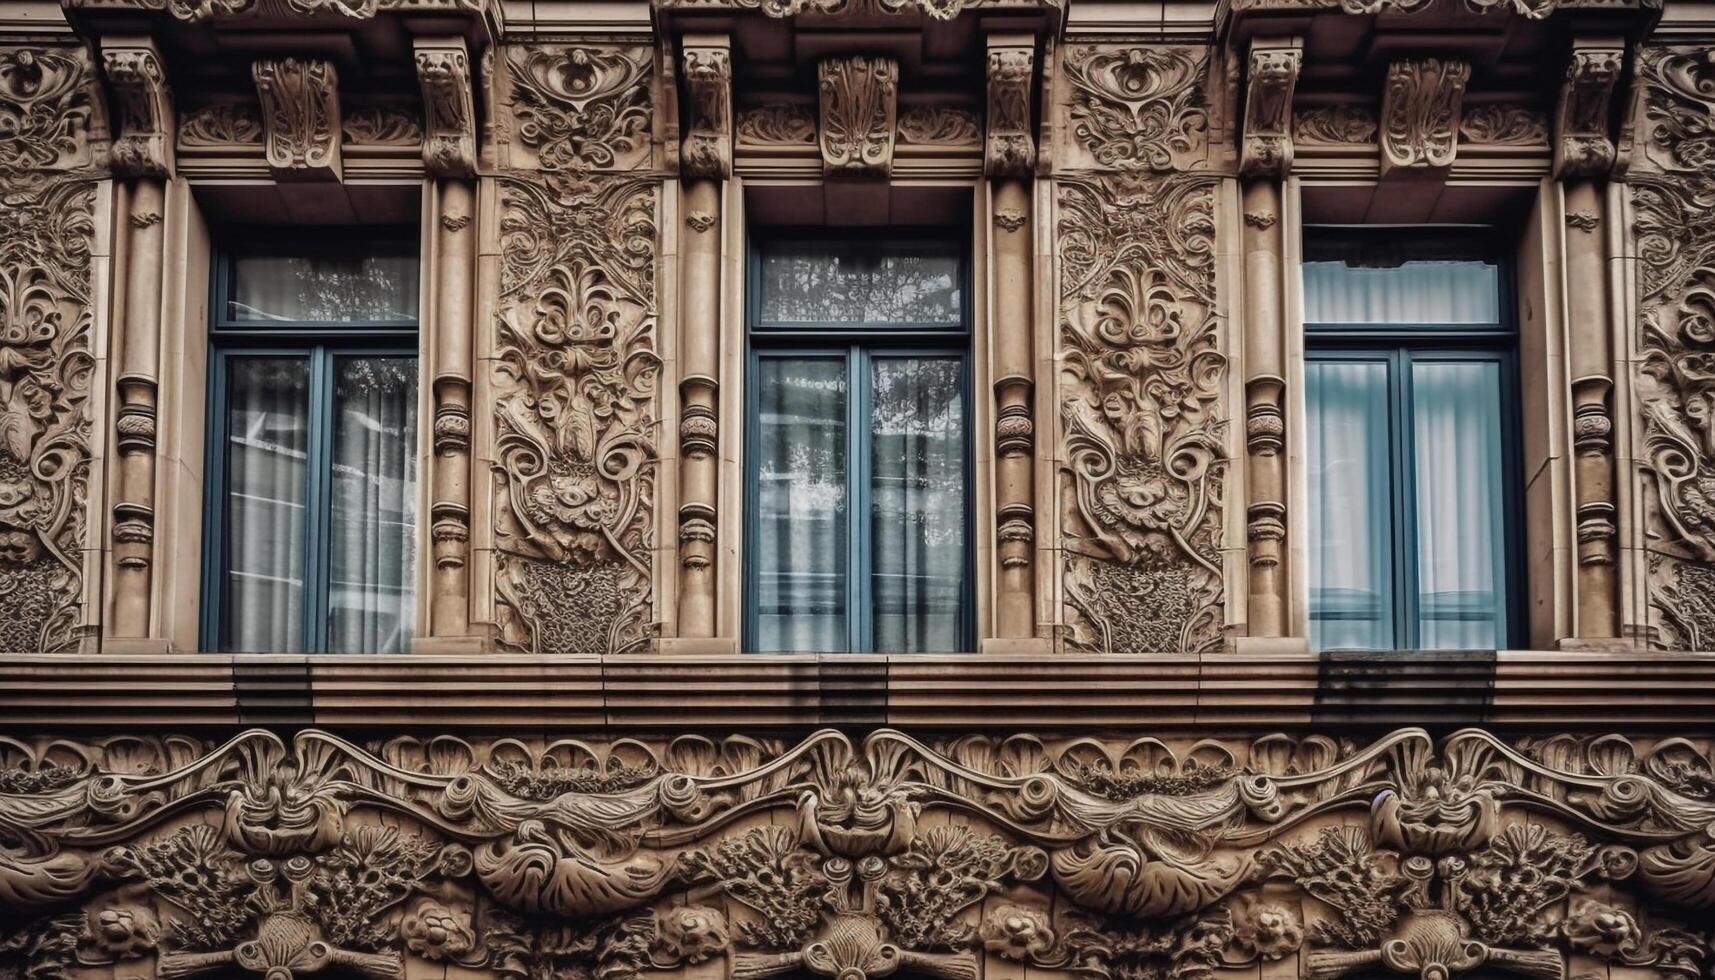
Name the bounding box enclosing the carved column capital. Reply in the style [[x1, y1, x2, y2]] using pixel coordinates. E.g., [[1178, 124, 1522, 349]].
[[819, 55, 898, 178], [984, 35, 1035, 178], [101, 37, 174, 178], [681, 35, 733, 179], [1380, 57, 1469, 176], [252, 56, 341, 181], [1240, 38, 1301, 179], [414, 36, 476, 178], [1554, 38, 1625, 180]]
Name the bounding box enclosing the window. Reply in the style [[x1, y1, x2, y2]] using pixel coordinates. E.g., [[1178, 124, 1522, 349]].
[[1303, 229, 1521, 651], [746, 234, 971, 652], [202, 235, 420, 653]]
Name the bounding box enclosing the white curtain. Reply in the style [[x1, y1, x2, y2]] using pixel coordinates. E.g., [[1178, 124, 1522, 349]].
[[1412, 360, 1506, 648], [1306, 360, 1395, 651], [230, 253, 418, 323], [225, 357, 310, 652], [1302, 259, 1498, 324], [327, 356, 419, 653]]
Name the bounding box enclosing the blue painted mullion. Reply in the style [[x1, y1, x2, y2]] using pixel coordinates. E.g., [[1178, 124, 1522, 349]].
[[849, 346, 871, 654], [1394, 349, 1421, 650], [304, 347, 335, 653]]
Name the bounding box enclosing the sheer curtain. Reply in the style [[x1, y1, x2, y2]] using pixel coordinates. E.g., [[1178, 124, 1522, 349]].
[[870, 357, 965, 652], [1413, 360, 1507, 648], [1302, 259, 1498, 324], [328, 356, 419, 653], [225, 357, 310, 652], [1306, 360, 1394, 650], [755, 358, 848, 651], [229, 253, 418, 323]]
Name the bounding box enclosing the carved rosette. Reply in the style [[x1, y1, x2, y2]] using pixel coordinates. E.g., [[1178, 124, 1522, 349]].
[[1240, 42, 1301, 178], [984, 42, 1035, 177], [1380, 58, 1470, 175], [0, 727, 1712, 980], [101, 40, 174, 177], [818, 55, 898, 178], [1555, 42, 1624, 179], [505, 45, 652, 172], [251, 57, 341, 180], [414, 37, 476, 178], [681, 41, 733, 179]]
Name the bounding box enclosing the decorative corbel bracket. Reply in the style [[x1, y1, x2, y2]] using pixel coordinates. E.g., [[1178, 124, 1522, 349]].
[[414, 36, 476, 178], [101, 36, 175, 178], [984, 35, 1035, 178], [1554, 38, 1625, 179], [252, 56, 342, 181], [1240, 38, 1301, 179], [819, 55, 898, 178], [681, 34, 733, 179], [1380, 57, 1469, 176]]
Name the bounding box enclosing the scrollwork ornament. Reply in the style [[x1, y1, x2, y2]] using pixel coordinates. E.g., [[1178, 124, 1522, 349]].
[[507, 45, 652, 172], [819, 56, 898, 178], [252, 57, 342, 180], [1381, 58, 1470, 174], [1064, 46, 1208, 173]]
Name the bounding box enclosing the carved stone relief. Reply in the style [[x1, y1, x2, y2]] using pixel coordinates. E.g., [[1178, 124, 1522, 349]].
[[1380, 58, 1469, 175], [340, 105, 421, 146], [819, 55, 898, 178], [898, 107, 982, 148], [101, 40, 175, 177], [653, 0, 1056, 21], [984, 41, 1034, 177], [1226, 0, 1651, 18], [1555, 43, 1624, 178], [1293, 104, 1377, 146], [63, 0, 487, 19], [1631, 46, 1715, 649], [1459, 103, 1549, 147], [415, 37, 477, 177], [1, 727, 1712, 980], [505, 45, 653, 172], [1240, 42, 1300, 178], [736, 105, 816, 147], [1058, 45, 1224, 654], [0, 47, 100, 653], [681, 41, 733, 179], [178, 102, 263, 147], [252, 57, 342, 180]]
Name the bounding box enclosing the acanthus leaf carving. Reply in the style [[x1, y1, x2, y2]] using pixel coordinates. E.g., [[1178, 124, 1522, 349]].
[[1240, 41, 1301, 178], [178, 102, 263, 147], [101, 40, 175, 177], [414, 37, 476, 177], [1459, 103, 1550, 148], [1380, 58, 1470, 175], [819, 55, 898, 178], [898, 106, 982, 148], [681, 41, 733, 180], [252, 57, 341, 180], [1555, 42, 1624, 178], [1063, 45, 1209, 173], [1294, 104, 1377, 146], [506, 45, 652, 172], [737, 105, 817, 147], [0, 47, 102, 173], [984, 41, 1034, 177]]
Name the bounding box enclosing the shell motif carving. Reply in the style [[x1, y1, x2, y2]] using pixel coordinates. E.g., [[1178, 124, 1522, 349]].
[[0, 728, 1712, 980]]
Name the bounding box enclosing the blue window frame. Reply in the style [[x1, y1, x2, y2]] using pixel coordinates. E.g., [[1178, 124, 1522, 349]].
[[1303, 228, 1524, 651], [744, 231, 973, 653], [200, 232, 421, 654]]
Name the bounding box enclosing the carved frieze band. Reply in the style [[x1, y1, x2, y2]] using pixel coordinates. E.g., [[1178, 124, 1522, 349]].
[[64, 0, 488, 19], [101, 39, 174, 177], [681, 39, 733, 179], [653, 0, 1041, 21], [1, 726, 1712, 980], [1059, 45, 1224, 653], [1632, 46, 1715, 648], [984, 39, 1035, 178], [1556, 40, 1625, 179], [1380, 58, 1469, 175], [252, 57, 342, 180], [819, 55, 898, 178], [1240, 40, 1301, 178], [414, 37, 477, 178]]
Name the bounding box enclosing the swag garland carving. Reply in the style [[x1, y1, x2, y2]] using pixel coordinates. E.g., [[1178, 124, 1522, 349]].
[[1058, 45, 1224, 653], [492, 173, 660, 655], [0, 46, 101, 653], [1632, 47, 1715, 649], [2, 727, 1713, 980]]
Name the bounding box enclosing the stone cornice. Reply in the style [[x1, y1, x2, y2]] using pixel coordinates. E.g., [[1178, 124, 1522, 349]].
[[3, 652, 1713, 730]]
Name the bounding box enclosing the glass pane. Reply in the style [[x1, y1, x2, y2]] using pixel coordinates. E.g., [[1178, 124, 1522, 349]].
[[229, 251, 418, 323], [871, 357, 965, 652], [1303, 259, 1499, 325], [224, 357, 310, 652], [1412, 359, 1508, 649], [1307, 359, 1395, 650], [757, 240, 961, 327], [755, 358, 848, 651], [327, 356, 419, 654]]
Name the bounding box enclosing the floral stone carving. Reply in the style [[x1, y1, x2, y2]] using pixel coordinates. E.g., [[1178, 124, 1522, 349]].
[[1, 728, 1713, 980], [506, 44, 652, 172]]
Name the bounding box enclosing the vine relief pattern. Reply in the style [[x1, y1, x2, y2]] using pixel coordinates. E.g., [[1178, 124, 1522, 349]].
[[1, 727, 1712, 980], [1058, 44, 1225, 653], [503, 44, 652, 172], [0, 46, 101, 652], [1632, 47, 1715, 648]]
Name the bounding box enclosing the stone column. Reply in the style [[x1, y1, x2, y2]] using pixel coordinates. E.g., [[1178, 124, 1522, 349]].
[[675, 36, 731, 641], [1237, 39, 1301, 641], [1555, 40, 1625, 641], [985, 36, 1038, 643]]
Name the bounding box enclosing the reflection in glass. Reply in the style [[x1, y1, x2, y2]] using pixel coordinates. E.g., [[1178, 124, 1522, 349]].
[[1303, 259, 1499, 325], [328, 356, 419, 653], [757, 240, 962, 326], [870, 357, 965, 652], [1413, 360, 1507, 649], [230, 252, 419, 323], [224, 357, 310, 652], [755, 358, 848, 651], [1307, 360, 1394, 650]]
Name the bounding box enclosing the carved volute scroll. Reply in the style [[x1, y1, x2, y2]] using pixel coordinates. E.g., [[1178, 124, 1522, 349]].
[[1240, 39, 1300, 178], [1058, 45, 1225, 653], [1631, 46, 1715, 648], [414, 36, 476, 178], [504, 44, 652, 172], [251, 57, 342, 180], [1379, 57, 1470, 175], [1555, 39, 1625, 179], [819, 55, 898, 178], [681, 36, 733, 179], [101, 38, 174, 178], [984, 37, 1035, 178]]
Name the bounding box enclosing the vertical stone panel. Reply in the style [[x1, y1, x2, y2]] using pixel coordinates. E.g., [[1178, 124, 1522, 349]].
[[1055, 45, 1227, 653], [0, 46, 103, 652], [489, 43, 661, 654], [1629, 46, 1715, 649]]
